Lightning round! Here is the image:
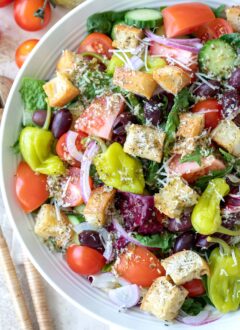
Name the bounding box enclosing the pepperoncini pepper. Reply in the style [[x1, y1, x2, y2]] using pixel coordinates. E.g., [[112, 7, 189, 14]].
[[207, 237, 240, 313], [191, 178, 240, 236], [94, 142, 145, 194]]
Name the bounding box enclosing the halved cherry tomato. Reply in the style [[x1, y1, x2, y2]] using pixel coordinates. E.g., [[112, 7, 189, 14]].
[[56, 131, 87, 166], [162, 3, 215, 38], [195, 18, 233, 42], [0, 0, 13, 7], [192, 99, 222, 129], [15, 39, 39, 68], [75, 95, 124, 140], [15, 161, 49, 213], [14, 0, 51, 31], [77, 32, 113, 59], [66, 245, 105, 275], [115, 244, 165, 287], [63, 167, 93, 207], [183, 279, 206, 297]]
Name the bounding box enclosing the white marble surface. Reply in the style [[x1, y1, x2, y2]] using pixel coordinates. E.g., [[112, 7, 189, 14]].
[[0, 4, 110, 330]]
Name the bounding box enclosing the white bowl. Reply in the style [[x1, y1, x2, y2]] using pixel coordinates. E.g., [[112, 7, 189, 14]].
[[1, 0, 239, 329]]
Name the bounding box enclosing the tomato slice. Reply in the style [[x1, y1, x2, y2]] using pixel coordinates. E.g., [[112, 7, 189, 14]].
[[183, 279, 206, 297], [15, 161, 49, 213], [192, 99, 222, 129], [162, 3, 215, 38], [75, 94, 124, 140], [115, 244, 165, 287], [63, 167, 93, 207], [56, 131, 87, 166], [66, 245, 106, 275], [195, 18, 233, 42], [77, 32, 113, 59]]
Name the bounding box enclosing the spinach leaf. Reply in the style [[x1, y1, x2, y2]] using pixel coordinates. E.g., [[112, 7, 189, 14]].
[[211, 5, 226, 18], [164, 88, 192, 158], [19, 77, 47, 126], [180, 147, 202, 166], [220, 33, 240, 49], [181, 297, 207, 316], [133, 232, 175, 252], [87, 10, 127, 35]]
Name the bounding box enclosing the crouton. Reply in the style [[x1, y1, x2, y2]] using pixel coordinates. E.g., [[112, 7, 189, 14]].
[[43, 72, 79, 108], [154, 177, 199, 218], [153, 65, 191, 95], [141, 276, 188, 321], [34, 204, 73, 249], [226, 6, 240, 32], [83, 186, 116, 227], [162, 250, 210, 285], [173, 138, 198, 156], [56, 50, 77, 78], [113, 68, 157, 99], [124, 124, 166, 163], [211, 119, 240, 157], [112, 24, 144, 49], [177, 113, 205, 138]]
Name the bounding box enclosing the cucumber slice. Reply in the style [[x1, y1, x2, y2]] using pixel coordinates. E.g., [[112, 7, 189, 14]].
[[125, 9, 162, 29], [111, 20, 126, 40], [67, 214, 85, 225], [198, 39, 237, 78]]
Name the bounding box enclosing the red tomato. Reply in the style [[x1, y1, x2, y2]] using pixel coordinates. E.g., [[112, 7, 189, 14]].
[[66, 245, 105, 275], [75, 95, 124, 140], [15, 39, 39, 68], [168, 154, 226, 183], [56, 131, 87, 166], [14, 0, 51, 31], [183, 279, 206, 297], [0, 0, 13, 7], [192, 99, 222, 129], [77, 32, 113, 59], [63, 167, 93, 207], [195, 18, 233, 42], [15, 161, 49, 213], [162, 3, 215, 38], [115, 244, 165, 287]]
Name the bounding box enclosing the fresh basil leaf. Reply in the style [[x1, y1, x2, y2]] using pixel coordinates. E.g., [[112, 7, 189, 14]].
[[181, 297, 207, 316], [133, 232, 175, 252], [180, 147, 202, 166], [211, 5, 226, 18], [220, 33, 240, 49], [195, 165, 233, 190]]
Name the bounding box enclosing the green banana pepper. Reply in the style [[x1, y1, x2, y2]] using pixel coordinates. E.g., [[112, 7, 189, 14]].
[[207, 237, 240, 313], [191, 178, 240, 236], [19, 127, 65, 176], [94, 142, 145, 194]]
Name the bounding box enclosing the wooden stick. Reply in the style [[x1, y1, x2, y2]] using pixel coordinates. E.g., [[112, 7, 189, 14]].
[[24, 259, 53, 330], [0, 227, 33, 330]]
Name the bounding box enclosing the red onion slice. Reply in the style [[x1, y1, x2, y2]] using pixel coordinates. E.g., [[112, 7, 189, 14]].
[[66, 130, 83, 162], [125, 55, 144, 70], [80, 141, 99, 204], [108, 284, 140, 308], [89, 273, 118, 289], [177, 310, 210, 325], [112, 218, 144, 247]]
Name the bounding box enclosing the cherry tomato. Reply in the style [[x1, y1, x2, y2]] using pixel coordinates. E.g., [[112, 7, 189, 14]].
[[183, 279, 206, 297], [0, 0, 13, 7], [56, 131, 87, 166], [192, 99, 222, 129], [77, 32, 113, 59], [63, 167, 93, 207], [195, 18, 233, 42], [14, 0, 51, 31], [115, 244, 165, 287], [15, 161, 49, 213], [15, 39, 39, 68], [66, 245, 105, 275]]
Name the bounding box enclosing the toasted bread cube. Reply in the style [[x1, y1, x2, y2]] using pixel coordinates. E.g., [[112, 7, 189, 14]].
[[84, 186, 116, 227], [226, 6, 240, 32], [154, 177, 199, 218], [112, 24, 144, 49], [56, 50, 77, 78], [113, 68, 157, 99], [124, 124, 166, 163], [173, 138, 197, 156], [162, 251, 210, 285], [43, 72, 79, 108], [141, 276, 188, 321], [35, 204, 73, 248], [211, 120, 240, 157], [177, 113, 205, 138], [153, 65, 191, 95]]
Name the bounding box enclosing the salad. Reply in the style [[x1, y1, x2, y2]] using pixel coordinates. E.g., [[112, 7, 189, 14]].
[[14, 2, 240, 324]]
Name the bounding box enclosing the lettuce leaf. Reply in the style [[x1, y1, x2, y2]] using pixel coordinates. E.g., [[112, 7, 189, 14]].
[[133, 232, 175, 252]]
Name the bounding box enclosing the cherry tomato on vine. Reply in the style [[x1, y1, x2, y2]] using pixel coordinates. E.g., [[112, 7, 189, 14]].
[[77, 33, 113, 59], [14, 0, 51, 31], [0, 0, 13, 7], [15, 39, 39, 68]]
